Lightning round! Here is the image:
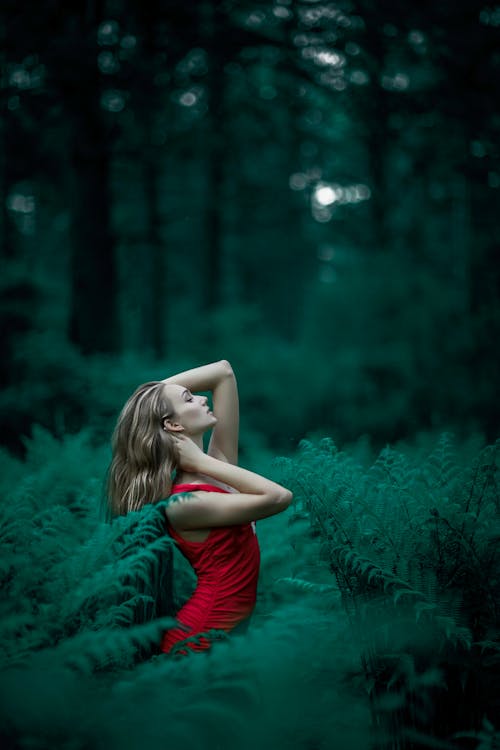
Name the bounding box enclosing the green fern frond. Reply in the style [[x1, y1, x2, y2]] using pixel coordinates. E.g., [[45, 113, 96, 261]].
[[275, 577, 337, 594], [24, 616, 177, 674]]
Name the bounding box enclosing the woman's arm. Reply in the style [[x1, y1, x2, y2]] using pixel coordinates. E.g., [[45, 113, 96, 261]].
[[162, 360, 239, 464], [166, 436, 292, 528]]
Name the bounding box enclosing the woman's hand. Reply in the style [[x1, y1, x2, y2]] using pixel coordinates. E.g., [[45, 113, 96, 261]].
[[172, 435, 207, 472]]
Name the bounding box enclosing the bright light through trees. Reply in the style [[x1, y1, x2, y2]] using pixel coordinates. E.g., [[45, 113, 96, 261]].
[[315, 185, 337, 206]]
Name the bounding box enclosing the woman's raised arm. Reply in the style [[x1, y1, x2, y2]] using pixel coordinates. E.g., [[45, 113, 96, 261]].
[[166, 435, 292, 528], [162, 360, 239, 464]]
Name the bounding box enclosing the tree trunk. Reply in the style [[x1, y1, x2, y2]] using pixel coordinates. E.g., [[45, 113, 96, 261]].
[[133, 0, 171, 357], [0, 23, 25, 261], [67, 2, 118, 353], [201, 0, 225, 313], [358, 22, 391, 254], [68, 107, 118, 353], [143, 153, 165, 358]]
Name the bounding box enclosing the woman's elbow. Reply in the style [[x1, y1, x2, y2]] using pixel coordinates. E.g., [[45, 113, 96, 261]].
[[220, 359, 234, 376], [277, 489, 293, 509], [260, 490, 293, 519]]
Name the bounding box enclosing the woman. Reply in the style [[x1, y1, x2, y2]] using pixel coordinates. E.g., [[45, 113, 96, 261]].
[[107, 360, 293, 655]]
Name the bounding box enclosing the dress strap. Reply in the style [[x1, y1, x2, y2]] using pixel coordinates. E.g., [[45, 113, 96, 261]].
[[170, 483, 230, 494]]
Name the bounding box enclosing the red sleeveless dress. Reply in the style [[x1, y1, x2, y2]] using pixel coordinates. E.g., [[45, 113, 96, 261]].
[[160, 483, 260, 655]]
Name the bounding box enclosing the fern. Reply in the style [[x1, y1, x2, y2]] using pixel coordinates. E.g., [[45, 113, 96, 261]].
[[277, 432, 500, 748], [1, 427, 497, 750], [25, 617, 177, 674]]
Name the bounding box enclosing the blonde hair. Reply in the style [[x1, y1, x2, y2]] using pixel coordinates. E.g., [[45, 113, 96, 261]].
[[106, 381, 178, 518]]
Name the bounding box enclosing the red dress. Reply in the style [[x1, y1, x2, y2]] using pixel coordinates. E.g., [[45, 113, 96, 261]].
[[160, 483, 260, 655]]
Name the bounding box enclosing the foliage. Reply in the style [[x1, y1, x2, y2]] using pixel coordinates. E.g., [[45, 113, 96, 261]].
[[1, 427, 498, 749], [278, 432, 500, 747], [1, 3, 499, 744], [0, 426, 176, 674], [0, 424, 371, 750], [2, 0, 499, 448]]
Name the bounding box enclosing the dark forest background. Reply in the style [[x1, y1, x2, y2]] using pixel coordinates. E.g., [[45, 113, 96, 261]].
[[2, 0, 499, 458], [1, 3, 500, 750]]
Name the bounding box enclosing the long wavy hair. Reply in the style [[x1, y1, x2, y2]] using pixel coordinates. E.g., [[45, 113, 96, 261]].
[[106, 381, 178, 518]]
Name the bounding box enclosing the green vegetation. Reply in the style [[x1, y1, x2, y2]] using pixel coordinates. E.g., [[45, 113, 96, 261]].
[[0, 428, 498, 748], [280, 434, 500, 748], [2, 0, 499, 456], [2, 0, 499, 746]]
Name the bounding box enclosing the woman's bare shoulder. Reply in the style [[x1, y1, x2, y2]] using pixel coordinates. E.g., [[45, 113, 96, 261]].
[[164, 488, 223, 530]]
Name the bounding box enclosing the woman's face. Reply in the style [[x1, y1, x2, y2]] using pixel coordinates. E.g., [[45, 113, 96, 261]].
[[162, 384, 217, 436]]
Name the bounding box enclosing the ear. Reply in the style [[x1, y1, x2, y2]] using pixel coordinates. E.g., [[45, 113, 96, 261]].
[[163, 418, 184, 434]]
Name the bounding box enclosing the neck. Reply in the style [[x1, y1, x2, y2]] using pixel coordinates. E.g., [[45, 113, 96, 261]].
[[189, 433, 204, 451]]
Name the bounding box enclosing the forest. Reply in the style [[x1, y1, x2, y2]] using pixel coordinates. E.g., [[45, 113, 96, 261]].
[[1, 0, 499, 748]]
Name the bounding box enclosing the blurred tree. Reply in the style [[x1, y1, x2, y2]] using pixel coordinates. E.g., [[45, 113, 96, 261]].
[[200, 0, 226, 313], [131, 1, 171, 357], [63, 3, 119, 354], [1, 0, 498, 445]]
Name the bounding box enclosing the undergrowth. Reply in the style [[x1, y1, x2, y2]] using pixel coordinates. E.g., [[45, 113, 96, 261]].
[[278, 433, 500, 749], [0, 427, 498, 749]]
